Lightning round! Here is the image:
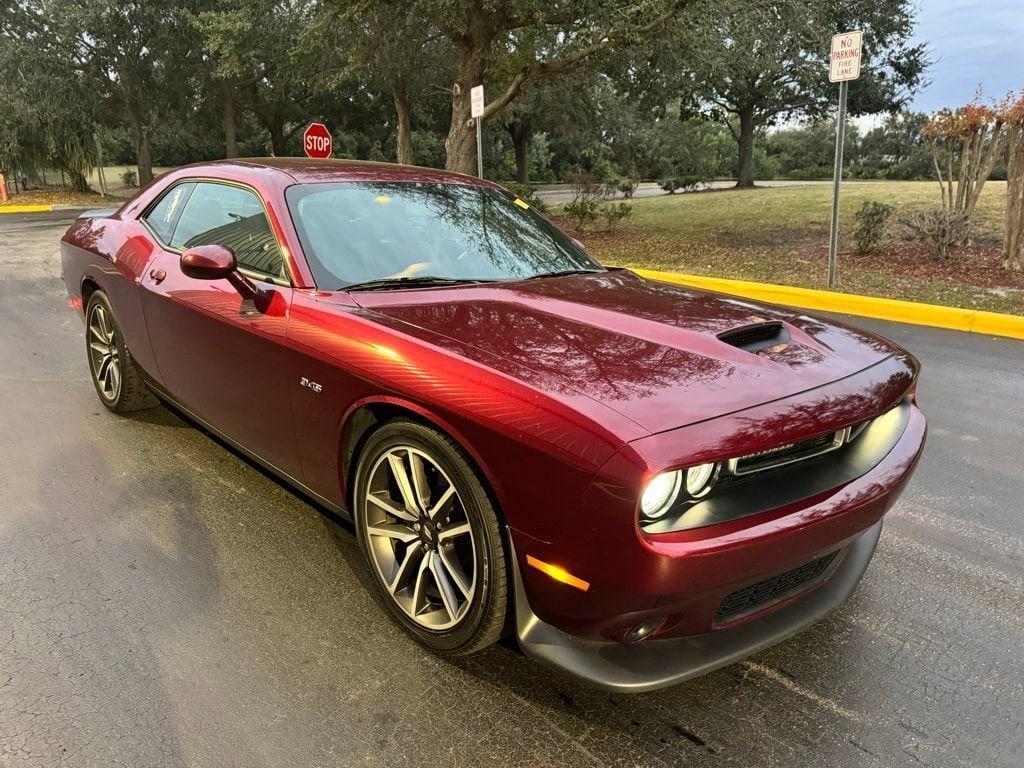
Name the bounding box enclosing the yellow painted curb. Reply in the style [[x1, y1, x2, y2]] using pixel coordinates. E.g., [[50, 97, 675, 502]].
[[0, 204, 54, 213], [635, 269, 1024, 341]]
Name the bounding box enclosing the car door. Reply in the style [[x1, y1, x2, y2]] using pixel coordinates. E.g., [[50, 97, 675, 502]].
[[138, 179, 302, 478]]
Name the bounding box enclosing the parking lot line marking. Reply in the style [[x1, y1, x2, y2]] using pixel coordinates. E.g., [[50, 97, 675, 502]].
[[740, 661, 865, 723]]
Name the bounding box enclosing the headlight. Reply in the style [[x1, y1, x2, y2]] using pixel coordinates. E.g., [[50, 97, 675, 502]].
[[640, 470, 681, 519], [685, 463, 717, 498]]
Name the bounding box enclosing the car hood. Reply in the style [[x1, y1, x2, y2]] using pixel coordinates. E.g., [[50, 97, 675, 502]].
[[351, 270, 902, 434]]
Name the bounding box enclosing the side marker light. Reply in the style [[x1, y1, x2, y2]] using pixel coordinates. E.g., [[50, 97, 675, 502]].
[[526, 555, 590, 592]]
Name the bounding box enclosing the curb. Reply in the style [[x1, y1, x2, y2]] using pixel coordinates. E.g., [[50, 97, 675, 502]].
[[0, 204, 54, 213], [635, 269, 1024, 341], [0, 203, 110, 214]]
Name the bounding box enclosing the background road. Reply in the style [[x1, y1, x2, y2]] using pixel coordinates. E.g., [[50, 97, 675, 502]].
[[2, 212, 1022, 767], [533, 179, 835, 204]]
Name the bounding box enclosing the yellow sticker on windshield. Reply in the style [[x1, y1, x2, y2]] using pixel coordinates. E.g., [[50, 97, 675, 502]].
[[375, 195, 391, 205], [513, 197, 530, 209]]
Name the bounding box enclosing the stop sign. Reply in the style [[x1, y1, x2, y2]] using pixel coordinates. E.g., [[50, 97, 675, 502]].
[[303, 122, 332, 159]]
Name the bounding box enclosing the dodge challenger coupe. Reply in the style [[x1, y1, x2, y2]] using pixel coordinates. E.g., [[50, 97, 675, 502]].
[[61, 158, 926, 692]]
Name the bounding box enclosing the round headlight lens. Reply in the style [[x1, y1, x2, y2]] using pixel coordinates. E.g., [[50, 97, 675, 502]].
[[685, 463, 717, 498], [640, 470, 682, 519]]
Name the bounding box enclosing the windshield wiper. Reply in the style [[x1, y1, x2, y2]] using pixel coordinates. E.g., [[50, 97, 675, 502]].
[[523, 268, 604, 280], [342, 275, 495, 292]]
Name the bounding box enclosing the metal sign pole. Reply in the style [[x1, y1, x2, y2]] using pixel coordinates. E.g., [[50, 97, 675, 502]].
[[827, 79, 849, 289], [94, 133, 108, 196], [475, 116, 483, 179]]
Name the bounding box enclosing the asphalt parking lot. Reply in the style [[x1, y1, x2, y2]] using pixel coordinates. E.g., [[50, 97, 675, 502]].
[[2, 211, 1022, 768]]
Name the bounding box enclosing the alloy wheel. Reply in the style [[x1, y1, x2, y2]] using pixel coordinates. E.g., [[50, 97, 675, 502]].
[[362, 446, 477, 631], [87, 303, 121, 401]]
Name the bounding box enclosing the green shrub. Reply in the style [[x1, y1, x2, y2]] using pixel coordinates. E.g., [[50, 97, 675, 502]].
[[563, 199, 600, 230], [599, 202, 632, 231], [786, 166, 831, 180], [660, 177, 679, 194], [120, 169, 138, 188], [853, 200, 894, 254], [678, 175, 704, 192], [567, 167, 604, 203], [617, 178, 639, 198]]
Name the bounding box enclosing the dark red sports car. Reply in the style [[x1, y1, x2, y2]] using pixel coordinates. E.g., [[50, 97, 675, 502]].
[[61, 159, 926, 692]]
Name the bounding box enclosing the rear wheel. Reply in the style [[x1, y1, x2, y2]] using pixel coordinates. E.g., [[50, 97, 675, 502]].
[[85, 291, 158, 413], [353, 419, 508, 655]]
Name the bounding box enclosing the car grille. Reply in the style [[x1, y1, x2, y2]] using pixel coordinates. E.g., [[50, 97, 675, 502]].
[[730, 430, 845, 476], [715, 550, 839, 624]]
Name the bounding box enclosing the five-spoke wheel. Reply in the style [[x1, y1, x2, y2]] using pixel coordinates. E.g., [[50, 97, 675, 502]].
[[87, 300, 121, 402], [354, 420, 508, 654], [84, 291, 158, 413], [364, 446, 476, 630]]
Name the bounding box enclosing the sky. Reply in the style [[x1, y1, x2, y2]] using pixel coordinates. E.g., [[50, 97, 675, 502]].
[[908, 0, 1024, 112]]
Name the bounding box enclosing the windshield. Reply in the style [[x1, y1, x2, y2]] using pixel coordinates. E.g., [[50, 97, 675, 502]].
[[285, 181, 602, 289]]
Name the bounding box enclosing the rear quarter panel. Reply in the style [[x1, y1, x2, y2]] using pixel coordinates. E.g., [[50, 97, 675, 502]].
[[61, 215, 161, 383]]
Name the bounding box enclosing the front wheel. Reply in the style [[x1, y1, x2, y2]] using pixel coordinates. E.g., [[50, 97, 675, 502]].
[[353, 419, 508, 655]]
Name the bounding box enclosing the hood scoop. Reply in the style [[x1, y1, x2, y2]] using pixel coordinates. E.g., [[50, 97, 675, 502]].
[[718, 322, 791, 353]]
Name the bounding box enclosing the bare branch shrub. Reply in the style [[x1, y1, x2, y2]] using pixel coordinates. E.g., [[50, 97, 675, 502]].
[[897, 209, 969, 260]]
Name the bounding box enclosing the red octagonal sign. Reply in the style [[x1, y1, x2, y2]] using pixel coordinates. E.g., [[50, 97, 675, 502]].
[[303, 122, 332, 159]]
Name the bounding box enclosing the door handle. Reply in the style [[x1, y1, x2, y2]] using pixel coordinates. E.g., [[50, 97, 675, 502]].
[[149, 268, 166, 285]]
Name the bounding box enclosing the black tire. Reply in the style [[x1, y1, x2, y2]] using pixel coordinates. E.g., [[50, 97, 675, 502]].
[[85, 291, 159, 414], [353, 419, 508, 655]]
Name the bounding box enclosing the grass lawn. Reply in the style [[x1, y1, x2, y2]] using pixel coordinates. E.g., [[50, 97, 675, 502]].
[[564, 180, 1024, 316]]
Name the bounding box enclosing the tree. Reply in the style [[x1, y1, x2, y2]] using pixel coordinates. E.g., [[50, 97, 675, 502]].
[[415, 0, 690, 174], [2, 0, 201, 185], [676, 0, 926, 187], [921, 98, 1008, 224], [636, 111, 733, 181], [0, 12, 98, 190], [1003, 94, 1024, 271], [197, 0, 331, 158], [498, 70, 600, 183], [765, 119, 860, 178], [859, 111, 931, 179], [314, 1, 447, 166]]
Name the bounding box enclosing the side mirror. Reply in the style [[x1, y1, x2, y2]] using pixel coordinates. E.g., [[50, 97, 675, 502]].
[[180, 244, 237, 280], [180, 244, 264, 309]]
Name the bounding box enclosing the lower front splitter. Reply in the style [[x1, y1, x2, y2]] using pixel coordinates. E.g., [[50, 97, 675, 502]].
[[512, 520, 882, 693]]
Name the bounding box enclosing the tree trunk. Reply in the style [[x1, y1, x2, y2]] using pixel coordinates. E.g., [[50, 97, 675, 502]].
[[128, 123, 154, 186], [735, 105, 756, 188], [222, 85, 238, 159], [68, 170, 90, 193], [393, 87, 413, 165], [1004, 129, 1024, 271], [136, 133, 153, 185], [445, 43, 485, 175], [126, 95, 153, 185], [509, 117, 532, 184], [268, 122, 287, 156]]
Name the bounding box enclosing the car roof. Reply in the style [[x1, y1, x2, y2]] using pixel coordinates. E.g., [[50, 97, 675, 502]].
[[184, 157, 497, 187]]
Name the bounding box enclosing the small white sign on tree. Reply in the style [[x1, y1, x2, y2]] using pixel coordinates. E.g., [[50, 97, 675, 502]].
[[829, 31, 863, 83], [470, 85, 485, 118]]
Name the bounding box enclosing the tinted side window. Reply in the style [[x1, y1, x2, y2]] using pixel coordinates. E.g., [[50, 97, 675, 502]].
[[171, 182, 285, 279], [144, 182, 194, 243]]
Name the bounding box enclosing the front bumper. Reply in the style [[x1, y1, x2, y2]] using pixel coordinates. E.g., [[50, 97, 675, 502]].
[[508, 376, 925, 691], [513, 520, 882, 693]]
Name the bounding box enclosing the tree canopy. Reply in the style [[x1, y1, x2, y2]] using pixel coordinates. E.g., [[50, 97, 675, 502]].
[[0, 0, 926, 188]]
